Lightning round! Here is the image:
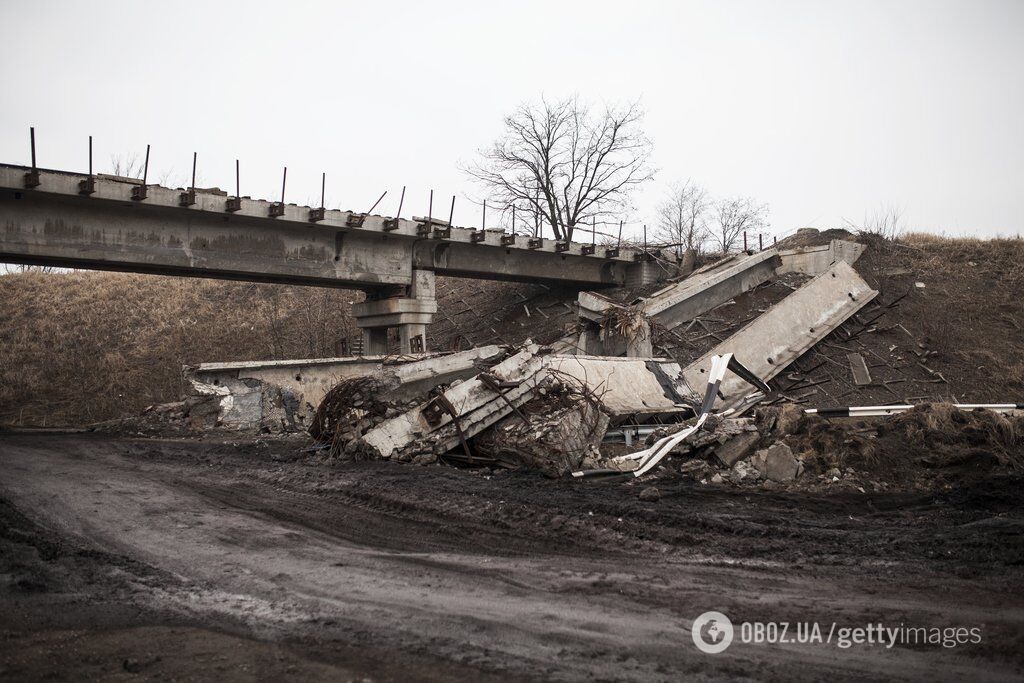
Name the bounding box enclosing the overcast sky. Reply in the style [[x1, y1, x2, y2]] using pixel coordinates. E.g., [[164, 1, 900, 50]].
[[1, 0, 1021, 240]]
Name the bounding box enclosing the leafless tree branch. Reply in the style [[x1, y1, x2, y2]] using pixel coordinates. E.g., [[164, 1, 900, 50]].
[[463, 97, 655, 241]]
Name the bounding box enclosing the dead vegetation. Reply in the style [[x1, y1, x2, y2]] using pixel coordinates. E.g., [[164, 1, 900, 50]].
[[0, 271, 359, 426]]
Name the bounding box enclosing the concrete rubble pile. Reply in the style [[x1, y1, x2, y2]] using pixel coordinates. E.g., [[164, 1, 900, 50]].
[[622, 401, 1024, 492], [168, 235, 1022, 485], [299, 240, 884, 477], [120, 233, 1024, 489]]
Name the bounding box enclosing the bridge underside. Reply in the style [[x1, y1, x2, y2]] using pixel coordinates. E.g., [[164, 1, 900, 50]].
[[1, 165, 659, 353]]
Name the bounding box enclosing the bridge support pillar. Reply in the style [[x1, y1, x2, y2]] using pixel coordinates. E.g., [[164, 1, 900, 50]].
[[352, 270, 437, 355], [361, 328, 390, 355]]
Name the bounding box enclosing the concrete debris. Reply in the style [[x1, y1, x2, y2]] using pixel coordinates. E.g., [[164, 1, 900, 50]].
[[712, 431, 761, 467], [730, 459, 760, 483], [577, 249, 781, 356], [345, 345, 709, 464], [359, 344, 549, 461], [776, 239, 865, 275], [680, 260, 878, 409], [574, 353, 768, 479], [183, 345, 504, 432], [543, 355, 693, 422], [751, 443, 802, 482], [574, 239, 864, 359], [474, 391, 609, 477], [308, 375, 404, 456], [145, 235, 1012, 489]]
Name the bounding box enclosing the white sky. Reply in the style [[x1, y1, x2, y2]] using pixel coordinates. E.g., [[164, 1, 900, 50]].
[[1, 0, 1021, 241]]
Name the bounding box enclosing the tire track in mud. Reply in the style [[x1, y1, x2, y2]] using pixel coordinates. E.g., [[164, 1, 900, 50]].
[[179, 461, 804, 562], [177, 471, 652, 558], [160, 443, 1024, 574]]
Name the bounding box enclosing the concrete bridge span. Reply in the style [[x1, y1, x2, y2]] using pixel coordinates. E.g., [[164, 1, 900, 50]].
[[0, 164, 660, 353]]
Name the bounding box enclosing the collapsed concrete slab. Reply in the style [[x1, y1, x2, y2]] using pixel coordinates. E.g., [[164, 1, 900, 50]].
[[186, 345, 505, 431], [543, 355, 693, 423], [577, 249, 783, 356], [355, 347, 703, 461], [777, 239, 865, 276], [360, 344, 551, 460], [681, 260, 878, 407]]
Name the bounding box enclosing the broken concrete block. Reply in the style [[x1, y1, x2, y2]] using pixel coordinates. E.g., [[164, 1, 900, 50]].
[[474, 397, 609, 477], [185, 346, 505, 433], [752, 442, 801, 482], [777, 239, 865, 276], [713, 431, 761, 467], [731, 459, 759, 483], [543, 355, 692, 422]]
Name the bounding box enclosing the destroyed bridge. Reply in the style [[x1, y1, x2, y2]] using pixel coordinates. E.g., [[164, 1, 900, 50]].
[[0, 163, 660, 354]]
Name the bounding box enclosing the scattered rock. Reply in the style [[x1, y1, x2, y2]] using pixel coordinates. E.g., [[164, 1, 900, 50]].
[[752, 442, 802, 482], [731, 459, 759, 483], [638, 486, 661, 502], [711, 473, 724, 484]]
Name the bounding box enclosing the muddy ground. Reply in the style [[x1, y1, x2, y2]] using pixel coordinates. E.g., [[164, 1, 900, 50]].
[[1, 432, 1023, 681]]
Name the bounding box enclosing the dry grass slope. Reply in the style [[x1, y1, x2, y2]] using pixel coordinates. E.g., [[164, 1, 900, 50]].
[[0, 272, 359, 425]]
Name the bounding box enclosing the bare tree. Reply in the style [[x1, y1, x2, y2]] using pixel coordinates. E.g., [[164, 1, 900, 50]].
[[712, 197, 769, 252], [464, 97, 654, 241], [654, 180, 709, 258]]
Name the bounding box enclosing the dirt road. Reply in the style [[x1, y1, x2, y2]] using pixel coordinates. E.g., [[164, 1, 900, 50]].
[[2, 433, 1022, 681]]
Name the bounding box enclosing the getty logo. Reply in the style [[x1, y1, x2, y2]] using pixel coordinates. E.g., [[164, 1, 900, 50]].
[[692, 611, 734, 654]]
